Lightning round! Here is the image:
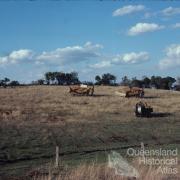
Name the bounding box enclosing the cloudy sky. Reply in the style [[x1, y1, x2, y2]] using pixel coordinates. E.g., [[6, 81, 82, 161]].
[[0, 1, 180, 83]]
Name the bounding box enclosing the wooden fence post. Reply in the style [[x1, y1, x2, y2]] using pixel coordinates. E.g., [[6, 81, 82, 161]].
[[55, 146, 59, 167]]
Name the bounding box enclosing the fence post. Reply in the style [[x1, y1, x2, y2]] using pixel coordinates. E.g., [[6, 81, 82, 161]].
[[55, 146, 59, 167]]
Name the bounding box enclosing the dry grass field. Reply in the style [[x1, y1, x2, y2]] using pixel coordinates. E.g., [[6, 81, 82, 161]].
[[34, 161, 180, 180], [0, 86, 179, 179]]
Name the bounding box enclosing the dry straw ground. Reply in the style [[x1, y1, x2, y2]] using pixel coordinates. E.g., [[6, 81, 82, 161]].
[[0, 86, 179, 179], [34, 161, 180, 180]]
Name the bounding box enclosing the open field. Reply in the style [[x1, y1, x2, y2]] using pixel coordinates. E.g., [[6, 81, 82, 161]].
[[34, 160, 180, 180], [0, 86, 179, 179]]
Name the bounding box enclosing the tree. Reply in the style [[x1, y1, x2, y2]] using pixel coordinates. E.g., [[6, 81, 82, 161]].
[[9, 81, 20, 86], [102, 73, 116, 85], [45, 72, 56, 85], [95, 73, 116, 85], [37, 79, 45, 85], [0, 77, 10, 88], [142, 76, 151, 88], [54, 72, 63, 85], [160, 76, 175, 90], [4, 77, 10, 84], [45, 71, 80, 85], [63, 72, 69, 84], [150, 76, 175, 89], [121, 76, 131, 86], [50, 72, 56, 84], [150, 76, 162, 89], [69, 72, 79, 85], [45, 72, 51, 85], [95, 75, 101, 85], [131, 77, 143, 88]]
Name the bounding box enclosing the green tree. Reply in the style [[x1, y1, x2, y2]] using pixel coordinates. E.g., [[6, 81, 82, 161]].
[[95, 73, 116, 85], [142, 76, 151, 88], [95, 75, 101, 85], [9, 81, 20, 86], [45, 72, 51, 85], [0, 77, 10, 87], [121, 76, 131, 86], [37, 79, 45, 85], [131, 77, 143, 88]]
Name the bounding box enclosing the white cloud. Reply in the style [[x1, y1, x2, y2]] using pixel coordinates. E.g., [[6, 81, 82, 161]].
[[36, 42, 103, 65], [9, 49, 33, 60], [89, 61, 111, 69], [113, 5, 145, 17], [112, 52, 149, 64], [172, 23, 180, 29], [89, 52, 149, 69], [161, 7, 180, 16], [0, 49, 33, 65], [0, 42, 103, 66], [128, 23, 164, 36], [144, 7, 180, 19], [159, 44, 180, 69], [0, 45, 150, 72]]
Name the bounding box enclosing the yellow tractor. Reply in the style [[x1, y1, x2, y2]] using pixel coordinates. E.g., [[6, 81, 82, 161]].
[[69, 85, 94, 96], [116, 87, 144, 98]]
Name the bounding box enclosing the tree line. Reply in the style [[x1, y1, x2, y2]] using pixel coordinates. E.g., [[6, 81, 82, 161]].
[[120, 76, 178, 90], [33, 72, 80, 85], [0, 77, 20, 88], [95, 74, 179, 90], [0, 72, 180, 90]]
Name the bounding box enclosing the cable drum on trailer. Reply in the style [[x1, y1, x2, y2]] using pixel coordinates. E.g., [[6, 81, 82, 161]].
[[137, 106, 142, 114], [135, 101, 153, 117]]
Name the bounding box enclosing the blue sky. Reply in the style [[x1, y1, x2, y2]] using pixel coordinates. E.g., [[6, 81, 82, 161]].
[[0, 1, 180, 83]]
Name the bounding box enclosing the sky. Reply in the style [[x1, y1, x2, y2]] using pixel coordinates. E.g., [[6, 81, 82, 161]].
[[0, 0, 180, 83]]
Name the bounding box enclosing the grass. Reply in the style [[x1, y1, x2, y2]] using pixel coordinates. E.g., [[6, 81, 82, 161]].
[[0, 86, 179, 178], [27, 158, 180, 180]]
